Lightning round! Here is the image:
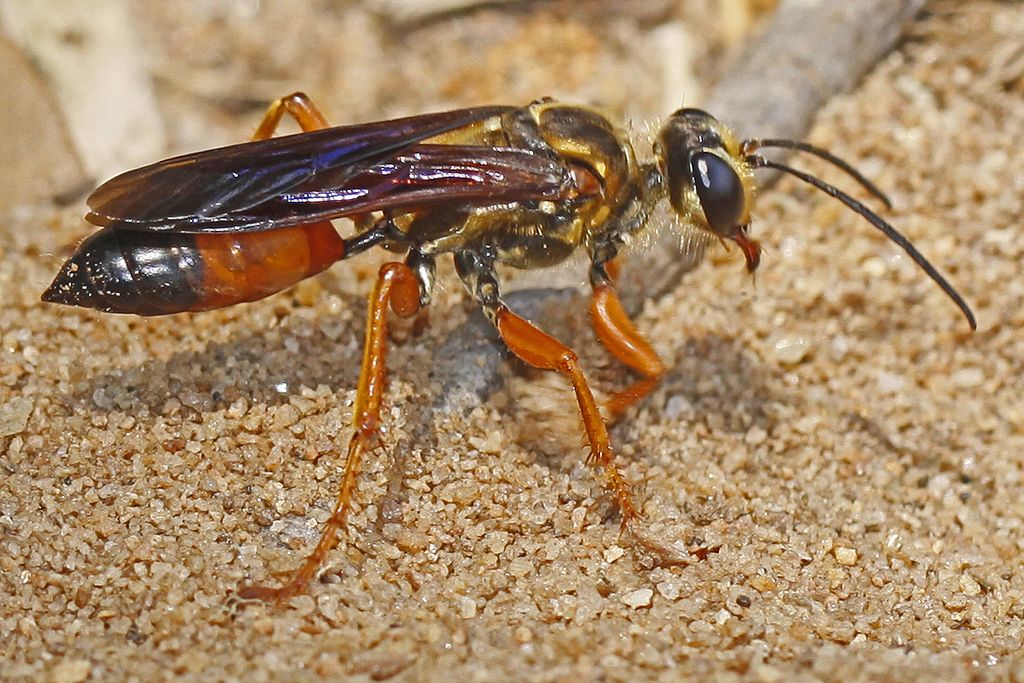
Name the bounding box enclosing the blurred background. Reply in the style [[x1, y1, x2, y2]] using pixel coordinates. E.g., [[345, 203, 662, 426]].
[[0, 0, 776, 213]]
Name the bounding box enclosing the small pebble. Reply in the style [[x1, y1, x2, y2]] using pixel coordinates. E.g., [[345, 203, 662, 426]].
[[834, 547, 858, 566], [458, 596, 478, 619], [604, 546, 625, 563], [950, 367, 984, 389], [621, 588, 654, 609], [656, 580, 682, 601], [745, 426, 767, 445], [769, 334, 811, 366], [0, 397, 32, 436], [960, 574, 982, 596], [49, 659, 90, 683]]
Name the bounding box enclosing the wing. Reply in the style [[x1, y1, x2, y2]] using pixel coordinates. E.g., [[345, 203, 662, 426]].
[[85, 106, 524, 232], [160, 144, 582, 232]]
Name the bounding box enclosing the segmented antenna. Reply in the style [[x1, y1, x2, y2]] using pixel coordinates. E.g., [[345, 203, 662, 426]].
[[742, 139, 892, 209], [745, 154, 976, 330]]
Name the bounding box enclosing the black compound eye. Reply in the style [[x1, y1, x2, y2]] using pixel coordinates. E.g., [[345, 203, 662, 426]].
[[690, 151, 745, 235]]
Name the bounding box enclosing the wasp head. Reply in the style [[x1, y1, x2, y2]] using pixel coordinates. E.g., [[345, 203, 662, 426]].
[[655, 108, 761, 272], [652, 109, 976, 329]]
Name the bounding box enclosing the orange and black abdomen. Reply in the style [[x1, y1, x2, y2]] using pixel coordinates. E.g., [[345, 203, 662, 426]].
[[42, 222, 345, 316]]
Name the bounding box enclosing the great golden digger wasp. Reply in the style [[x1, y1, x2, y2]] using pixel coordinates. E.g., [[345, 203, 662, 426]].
[[44, 93, 976, 600]]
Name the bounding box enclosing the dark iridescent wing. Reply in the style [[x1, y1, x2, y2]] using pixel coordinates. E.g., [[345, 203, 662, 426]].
[[86, 106, 521, 232], [182, 144, 580, 231]]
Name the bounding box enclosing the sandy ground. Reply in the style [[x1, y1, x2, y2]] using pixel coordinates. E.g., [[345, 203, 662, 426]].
[[2, 1, 1023, 681]]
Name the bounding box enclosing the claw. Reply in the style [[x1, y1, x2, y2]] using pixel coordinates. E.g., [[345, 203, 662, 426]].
[[622, 523, 691, 567]]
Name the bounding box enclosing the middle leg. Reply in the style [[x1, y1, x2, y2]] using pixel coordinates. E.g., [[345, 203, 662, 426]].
[[590, 282, 666, 421], [454, 250, 641, 525], [496, 304, 691, 564], [494, 304, 642, 525], [455, 251, 690, 563]]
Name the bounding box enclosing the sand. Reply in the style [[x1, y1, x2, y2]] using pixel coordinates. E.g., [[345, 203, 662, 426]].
[[2, 1, 1023, 680]]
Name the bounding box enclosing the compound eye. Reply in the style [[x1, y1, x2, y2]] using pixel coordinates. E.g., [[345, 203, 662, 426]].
[[690, 151, 745, 235]]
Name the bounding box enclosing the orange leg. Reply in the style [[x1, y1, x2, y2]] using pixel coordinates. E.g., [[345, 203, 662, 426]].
[[495, 306, 641, 526], [603, 257, 622, 283], [590, 284, 665, 420], [246, 92, 387, 257], [497, 305, 690, 564], [251, 91, 330, 139], [239, 262, 421, 601]]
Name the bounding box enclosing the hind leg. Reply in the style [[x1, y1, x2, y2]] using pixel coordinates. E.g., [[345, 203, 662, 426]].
[[238, 262, 421, 601], [251, 91, 330, 139]]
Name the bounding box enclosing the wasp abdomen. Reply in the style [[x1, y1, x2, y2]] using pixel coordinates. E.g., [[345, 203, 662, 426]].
[[42, 222, 345, 316]]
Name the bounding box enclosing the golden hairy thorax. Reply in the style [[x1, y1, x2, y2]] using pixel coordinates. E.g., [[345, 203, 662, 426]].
[[403, 100, 643, 270]]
